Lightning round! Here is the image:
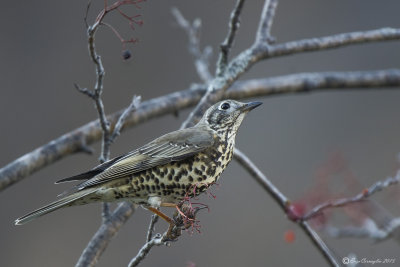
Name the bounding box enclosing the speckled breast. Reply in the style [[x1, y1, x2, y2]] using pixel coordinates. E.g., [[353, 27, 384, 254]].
[[105, 138, 235, 205]]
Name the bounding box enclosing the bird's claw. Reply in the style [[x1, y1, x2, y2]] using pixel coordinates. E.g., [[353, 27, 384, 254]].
[[164, 223, 182, 241]]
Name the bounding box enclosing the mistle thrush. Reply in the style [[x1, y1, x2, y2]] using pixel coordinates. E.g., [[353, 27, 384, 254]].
[[15, 100, 262, 228]]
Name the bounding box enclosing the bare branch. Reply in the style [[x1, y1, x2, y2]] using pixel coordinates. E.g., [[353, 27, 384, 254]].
[[265, 28, 400, 58], [2, 69, 400, 192], [76, 203, 135, 267], [171, 7, 213, 83], [302, 170, 400, 221], [216, 0, 246, 75], [229, 69, 400, 98]]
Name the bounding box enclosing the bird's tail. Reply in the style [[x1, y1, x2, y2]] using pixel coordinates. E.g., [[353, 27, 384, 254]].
[[15, 188, 98, 225]]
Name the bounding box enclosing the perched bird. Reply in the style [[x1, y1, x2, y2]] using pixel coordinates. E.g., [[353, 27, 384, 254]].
[[15, 100, 261, 227]]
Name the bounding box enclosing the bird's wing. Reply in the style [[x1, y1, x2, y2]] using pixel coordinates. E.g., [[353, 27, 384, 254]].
[[55, 155, 125, 184], [57, 126, 215, 190]]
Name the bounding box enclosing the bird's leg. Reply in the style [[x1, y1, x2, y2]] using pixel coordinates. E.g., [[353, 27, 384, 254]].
[[160, 203, 177, 208], [161, 202, 195, 228], [147, 202, 204, 240], [147, 206, 174, 224], [146, 206, 181, 240]]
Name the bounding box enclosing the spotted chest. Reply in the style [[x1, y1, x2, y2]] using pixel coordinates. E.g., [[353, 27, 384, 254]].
[[102, 135, 235, 205]]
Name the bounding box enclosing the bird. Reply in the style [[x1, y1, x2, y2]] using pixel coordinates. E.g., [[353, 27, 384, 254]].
[[15, 99, 262, 230]]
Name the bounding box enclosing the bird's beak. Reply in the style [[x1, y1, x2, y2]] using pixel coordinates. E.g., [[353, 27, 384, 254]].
[[240, 101, 262, 112]]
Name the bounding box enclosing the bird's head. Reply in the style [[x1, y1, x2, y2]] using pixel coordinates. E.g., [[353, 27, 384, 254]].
[[199, 99, 262, 135]]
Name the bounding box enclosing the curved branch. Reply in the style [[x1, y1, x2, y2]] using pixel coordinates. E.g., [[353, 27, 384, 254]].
[[216, 0, 246, 75], [1, 69, 400, 192], [234, 149, 340, 266]]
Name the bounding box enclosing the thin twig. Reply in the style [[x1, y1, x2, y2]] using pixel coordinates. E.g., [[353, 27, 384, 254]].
[[84, 9, 111, 163], [111, 95, 141, 142], [146, 214, 159, 242], [128, 234, 164, 267], [302, 170, 400, 221], [216, 0, 246, 75], [2, 69, 400, 192], [128, 207, 196, 266], [84, 0, 92, 29], [81, 3, 114, 226], [234, 148, 340, 267], [299, 221, 340, 267], [255, 0, 278, 44], [74, 83, 94, 98], [80, 0, 145, 161], [171, 7, 213, 83]]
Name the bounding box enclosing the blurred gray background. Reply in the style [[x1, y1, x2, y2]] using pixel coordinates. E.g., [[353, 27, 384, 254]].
[[1, 0, 400, 266]]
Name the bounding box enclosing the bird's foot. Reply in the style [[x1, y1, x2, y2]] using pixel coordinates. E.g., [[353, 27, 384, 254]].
[[172, 202, 207, 235], [164, 223, 182, 241]]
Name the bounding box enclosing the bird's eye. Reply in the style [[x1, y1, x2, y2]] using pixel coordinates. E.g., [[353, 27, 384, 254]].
[[220, 102, 230, 110]]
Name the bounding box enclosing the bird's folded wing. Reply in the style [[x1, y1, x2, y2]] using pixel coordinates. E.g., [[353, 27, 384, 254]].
[[59, 126, 215, 190]]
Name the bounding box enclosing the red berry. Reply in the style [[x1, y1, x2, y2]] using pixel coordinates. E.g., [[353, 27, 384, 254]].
[[284, 230, 296, 243]]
